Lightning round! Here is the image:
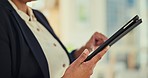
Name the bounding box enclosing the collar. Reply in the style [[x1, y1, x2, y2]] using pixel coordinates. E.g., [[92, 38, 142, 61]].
[[8, 0, 36, 22]]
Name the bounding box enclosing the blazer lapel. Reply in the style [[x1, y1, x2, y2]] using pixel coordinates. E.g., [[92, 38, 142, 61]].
[[11, 12, 50, 78], [1, 1, 50, 78]]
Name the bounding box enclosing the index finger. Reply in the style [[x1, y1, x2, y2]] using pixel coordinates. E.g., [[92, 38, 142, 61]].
[[94, 32, 108, 45], [89, 46, 110, 64]]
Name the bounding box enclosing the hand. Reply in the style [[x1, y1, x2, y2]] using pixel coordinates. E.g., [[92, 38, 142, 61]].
[[85, 32, 107, 51], [62, 47, 109, 78], [74, 32, 107, 58]]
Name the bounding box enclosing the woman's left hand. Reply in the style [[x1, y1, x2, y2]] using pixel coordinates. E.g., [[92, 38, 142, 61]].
[[74, 32, 108, 58]]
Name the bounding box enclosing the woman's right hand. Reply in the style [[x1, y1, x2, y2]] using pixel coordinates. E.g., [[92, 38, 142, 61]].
[[62, 46, 109, 78]]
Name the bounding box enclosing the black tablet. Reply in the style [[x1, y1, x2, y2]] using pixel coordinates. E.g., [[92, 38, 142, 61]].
[[84, 15, 142, 62]]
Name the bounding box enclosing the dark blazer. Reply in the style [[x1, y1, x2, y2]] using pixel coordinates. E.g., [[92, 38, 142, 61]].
[[0, 0, 75, 78]]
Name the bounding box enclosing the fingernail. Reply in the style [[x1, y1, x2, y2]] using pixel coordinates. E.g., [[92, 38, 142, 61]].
[[83, 49, 89, 54], [106, 46, 110, 50], [84, 49, 88, 53]]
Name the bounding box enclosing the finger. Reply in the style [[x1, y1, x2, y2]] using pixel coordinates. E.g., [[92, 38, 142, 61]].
[[96, 39, 104, 45], [94, 32, 107, 40], [74, 49, 90, 65], [98, 46, 110, 57], [90, 46, 110, 64], [96, 37, 107, 45], [94, 32, 108, 45]]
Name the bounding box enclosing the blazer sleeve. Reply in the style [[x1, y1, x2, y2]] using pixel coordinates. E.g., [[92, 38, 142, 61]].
[[69, 50, 77, 62], [0, 7, 12, 78]]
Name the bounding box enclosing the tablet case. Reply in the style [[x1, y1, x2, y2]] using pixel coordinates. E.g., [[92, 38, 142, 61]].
[[84, 15, 142, 62]]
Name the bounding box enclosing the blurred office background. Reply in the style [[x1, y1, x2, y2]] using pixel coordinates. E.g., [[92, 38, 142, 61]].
[[27, 0, 148, 78]]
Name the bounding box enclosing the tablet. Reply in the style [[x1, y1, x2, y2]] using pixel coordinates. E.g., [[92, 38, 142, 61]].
[[84, 15, 142, 62]]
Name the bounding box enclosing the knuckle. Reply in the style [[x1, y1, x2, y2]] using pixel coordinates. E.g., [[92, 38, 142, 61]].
[[103, 49, 108, 53], [94, 32, 99, 35], [88, 69, 94, 75], [83, 62, 89, 66], [90, 71, 93, 75], [82, 62, 92, 69], [97, 54, 102, 60], [95, 32, 99, 34]]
